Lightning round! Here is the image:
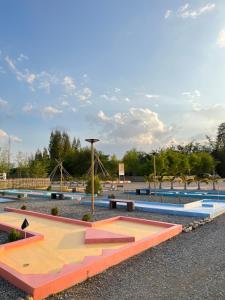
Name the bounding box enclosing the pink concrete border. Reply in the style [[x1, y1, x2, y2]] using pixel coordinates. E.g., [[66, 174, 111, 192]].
[[4, 207, 93, 227], [0, 222, 44, 252], [0, 208, 182, 300]]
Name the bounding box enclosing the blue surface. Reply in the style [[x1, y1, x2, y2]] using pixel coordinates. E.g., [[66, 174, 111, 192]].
[[126, 189, 225, 200], [0, 189, 95, 200], [0, 198, 15, 203], [80, 198, 225, 218]]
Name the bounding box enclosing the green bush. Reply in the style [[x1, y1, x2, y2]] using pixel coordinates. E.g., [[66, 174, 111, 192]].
[[17, 194, 22, 199], [108, 194, 115, 199], [47, 185, 52, 191], [21, 205, 27, 210], [82, 213, 92, 222], [8, 229, 22, 242], [51, 207, 58, 216], [1, 192, 5, 196], [85, 176, 102, 195]]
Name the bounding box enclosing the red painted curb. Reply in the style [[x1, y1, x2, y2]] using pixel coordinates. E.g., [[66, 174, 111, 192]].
[[0, 208, 182, 300]]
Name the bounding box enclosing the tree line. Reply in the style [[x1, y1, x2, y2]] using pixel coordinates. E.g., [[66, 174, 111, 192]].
[[1, 122, 225, 180]]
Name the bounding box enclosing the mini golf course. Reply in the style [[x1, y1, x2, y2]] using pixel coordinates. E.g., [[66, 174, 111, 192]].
[[0, 208, 182, 300]]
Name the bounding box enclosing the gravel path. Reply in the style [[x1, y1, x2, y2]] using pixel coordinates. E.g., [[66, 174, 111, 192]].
[[0, 197, 224, 299]]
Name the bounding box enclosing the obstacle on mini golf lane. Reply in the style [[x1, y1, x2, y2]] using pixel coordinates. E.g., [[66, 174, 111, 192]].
[[0, 208, 182, 300]]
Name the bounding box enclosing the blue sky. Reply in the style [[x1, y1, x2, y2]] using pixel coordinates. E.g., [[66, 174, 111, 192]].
[[1, 0, 225, 158]]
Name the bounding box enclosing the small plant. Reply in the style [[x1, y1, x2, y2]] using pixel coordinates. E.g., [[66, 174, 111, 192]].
[[1, 192, 5, 196], [85, 176, 102, 195], [8, 229, 22, 242], [47, 185, 52, 191], [82, 213, 92, 222], [51, 207, 58, 216], [17, 194, 22, 199], [108, 194, 115, 199], [21, 205, 27, 210]]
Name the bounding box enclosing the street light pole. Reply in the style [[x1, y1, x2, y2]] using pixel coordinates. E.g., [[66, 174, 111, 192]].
[[85, 138, 99, 215], [153, 152, 156, 190]]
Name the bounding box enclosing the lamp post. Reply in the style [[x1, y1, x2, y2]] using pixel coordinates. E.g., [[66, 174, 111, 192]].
[[85, 138, 99, 215], [152, 152, 157, 190]]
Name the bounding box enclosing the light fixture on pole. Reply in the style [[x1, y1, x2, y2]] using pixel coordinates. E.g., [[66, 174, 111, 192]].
[[85, 138, 99, 215], [152, 152, 157, 190]]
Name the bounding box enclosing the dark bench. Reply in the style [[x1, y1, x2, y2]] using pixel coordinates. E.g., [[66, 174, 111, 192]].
[[51, 193, 65, 200], [109, 199, 135, 211], [136, 189, 150, 195]]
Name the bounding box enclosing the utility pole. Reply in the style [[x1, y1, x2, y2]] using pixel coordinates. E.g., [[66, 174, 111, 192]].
[[153, 152, 157, 190], [8, 136, 11, 171], [60, 162, 63, 192], [85, 138, 99, 215]]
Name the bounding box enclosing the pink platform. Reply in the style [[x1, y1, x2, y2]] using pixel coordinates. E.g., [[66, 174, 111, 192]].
[[0, 208, 182, 300], [85, 228, 135, 244]]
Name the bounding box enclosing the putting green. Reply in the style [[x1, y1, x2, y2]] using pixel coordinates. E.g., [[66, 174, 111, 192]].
[[0, 212, 164, 275]]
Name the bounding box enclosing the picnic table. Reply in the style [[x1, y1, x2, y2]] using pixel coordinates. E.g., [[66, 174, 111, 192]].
[[109, 199, 135, 212]]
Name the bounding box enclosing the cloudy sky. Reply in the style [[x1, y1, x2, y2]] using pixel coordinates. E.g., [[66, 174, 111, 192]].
[[0, 0, 225, 157]]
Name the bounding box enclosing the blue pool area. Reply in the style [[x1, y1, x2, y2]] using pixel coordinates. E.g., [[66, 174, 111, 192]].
[[126, 189, 225, 200], [0, 198, 15, 203], [0, 189, 94, 201], [80, 198, 225, 218]]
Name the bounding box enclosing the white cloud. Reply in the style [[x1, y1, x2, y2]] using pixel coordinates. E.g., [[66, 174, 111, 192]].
[[180, 103, 225, 139], [182, 90, 201, 111], [124, 97, 130, 102], [5, 56, 59, 92], [26, 73, 36, 83], [63, 76, 76, 94], [0, 129, 7, 138], [217, 29, 225, 48], [97, 110, 111, 121], [0, 97, 8, 107], [17, 53, 29, 62], [41, 106, 62, 117], [10, 135, 22, 143], [22, 103, 34, 113], [166, 3, 215, 20], [95, 107, 171, 146], [145, 94, 160, 99], [5, 55, 37, 87], [77, 87, 92, 101], [164, 10, 172, 19], [61, 100, 69, 107], [178, 3, 215, 19], [0, 129, 22, 142], [114, 88, 121, 93], [71, 107, 77, 112]]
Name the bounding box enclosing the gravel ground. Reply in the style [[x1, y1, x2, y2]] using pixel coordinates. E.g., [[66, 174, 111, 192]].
[[0, 196, 224, 299]]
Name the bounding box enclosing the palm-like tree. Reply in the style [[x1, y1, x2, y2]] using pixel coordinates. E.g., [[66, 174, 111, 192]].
[[168, 176, 176, 190], [144, 173, 154, 191], [157, 174, 165, 190]]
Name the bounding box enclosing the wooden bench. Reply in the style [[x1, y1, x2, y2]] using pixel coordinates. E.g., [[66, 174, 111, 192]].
[[109, 199, 135, 212]]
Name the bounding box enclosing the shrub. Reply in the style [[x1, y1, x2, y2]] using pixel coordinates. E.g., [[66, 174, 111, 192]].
[[108, 194, 115, 199], [8, 229, 22, 242], [47, 185, 52, 191], [1, 192, 5, 196], [82, 213, 92, 222], [85, 176, 102, 195], [21, 205, 27, 210], [51, 207, 58, 216], [17, 194, 22, 199]]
